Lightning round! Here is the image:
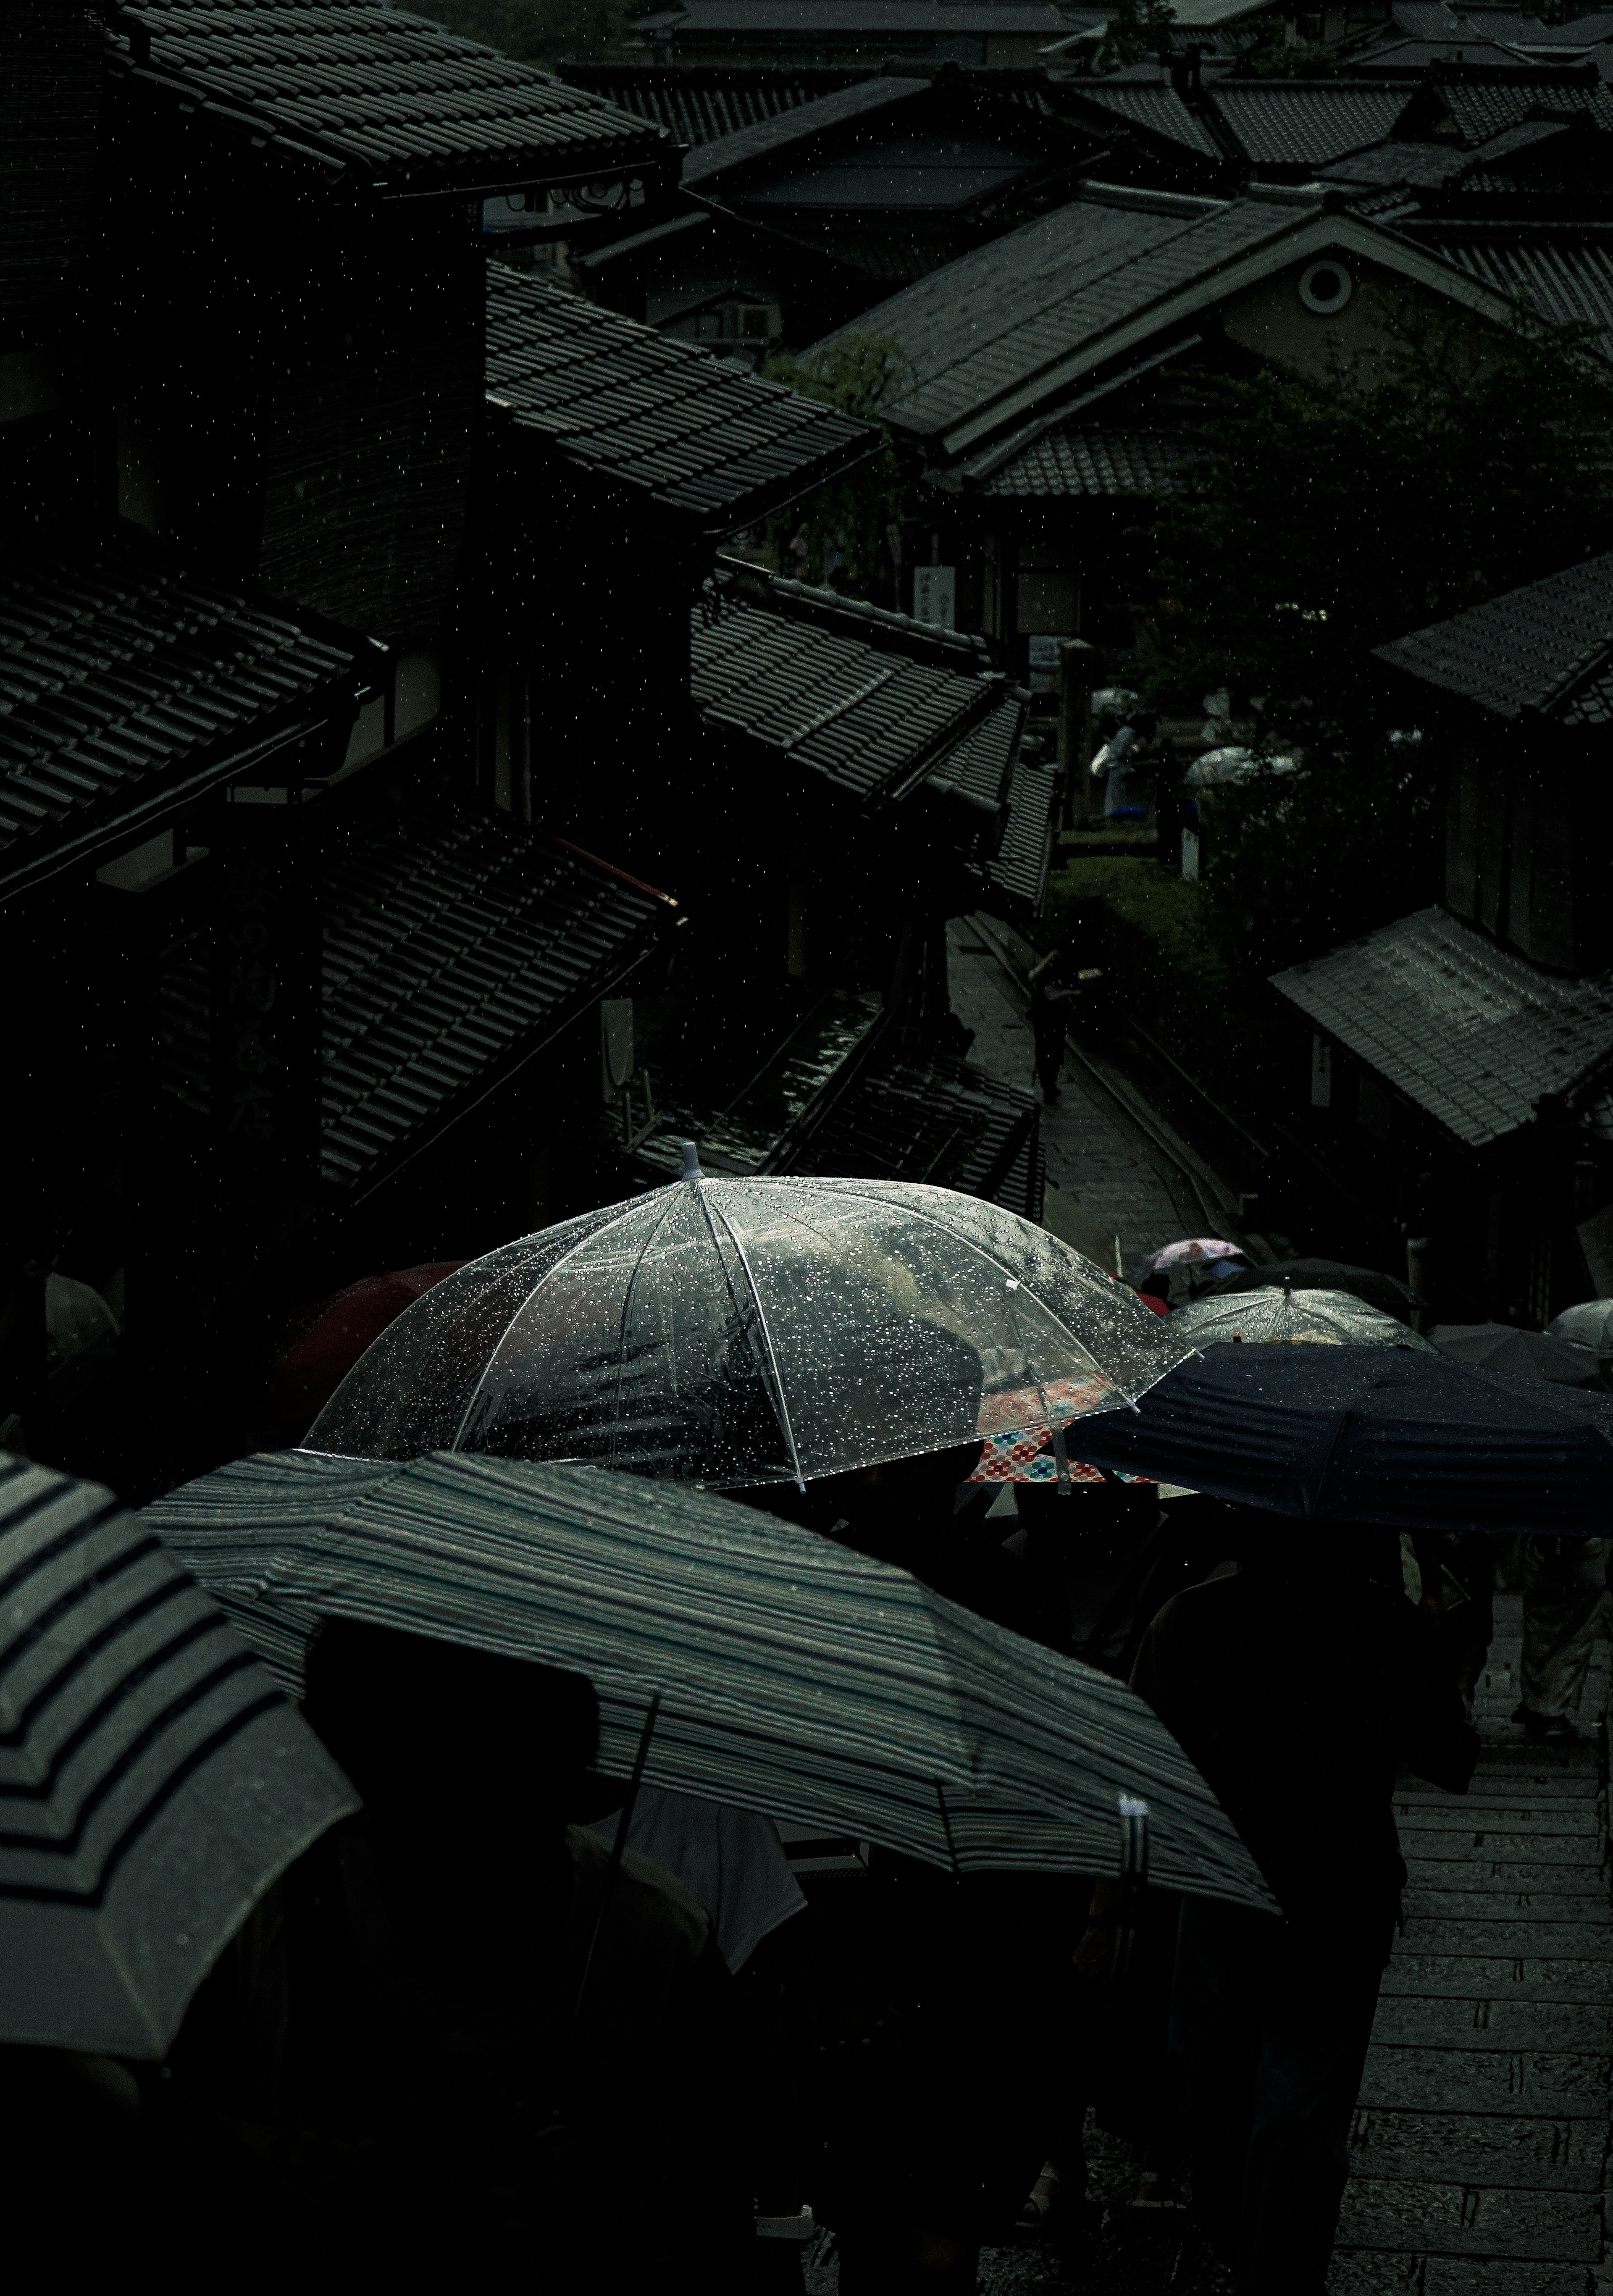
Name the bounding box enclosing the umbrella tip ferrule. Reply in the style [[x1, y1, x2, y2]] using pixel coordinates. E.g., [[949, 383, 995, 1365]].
[[680, 1140, 703, 1180]]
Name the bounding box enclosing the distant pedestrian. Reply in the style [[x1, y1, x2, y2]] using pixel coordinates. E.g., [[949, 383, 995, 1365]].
[[1129, 1516, 1476, 2296], [1027, 949, 1074, 1106], [1515, 1534, 1613, 1741]]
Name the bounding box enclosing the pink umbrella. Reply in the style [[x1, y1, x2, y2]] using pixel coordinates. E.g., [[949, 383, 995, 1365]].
[[1135, 1239, 1244, 1277]]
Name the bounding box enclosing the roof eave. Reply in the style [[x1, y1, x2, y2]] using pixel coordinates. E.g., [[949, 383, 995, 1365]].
[[903, 204, 1529, 462]]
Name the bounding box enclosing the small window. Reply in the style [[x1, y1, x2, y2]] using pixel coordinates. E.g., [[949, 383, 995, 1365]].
[[728, 304, 780, 341], [1299, 260, 1353, 315]]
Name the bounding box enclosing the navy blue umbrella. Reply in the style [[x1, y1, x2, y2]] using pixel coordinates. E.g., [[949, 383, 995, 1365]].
[[1070, 1345, 1613, 1532]]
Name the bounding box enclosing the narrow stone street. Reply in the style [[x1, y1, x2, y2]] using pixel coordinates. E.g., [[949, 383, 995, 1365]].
[[1331, 1592, 1611, 2294], [946, 918, 1243, 1274], [942, 919, 1613, 2296]]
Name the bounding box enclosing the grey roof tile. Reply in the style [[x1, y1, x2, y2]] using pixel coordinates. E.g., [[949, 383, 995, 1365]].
[[967, 420, 1190, 495], [1271, 906, 1613, 1147], [692, 565, 1011, 809], [0, 530, 360, 899], [318, 798, 669, 1188], [486, 265, 878, 535], [681, 74, 923, 181], [833, 187, 1295, 441], [1400, 226, 1613, 355], [634, 0, 1078, 29], [1075, 82, 1227, 162], [557, 64, 861, 147], [1210, 80, 1419, 167], [113, 0, 667, 191], [1424, 63, 1613, 142], [1374, 546, 1613, 720]]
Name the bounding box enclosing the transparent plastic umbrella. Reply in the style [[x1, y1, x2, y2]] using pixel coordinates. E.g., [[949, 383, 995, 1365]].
[[307, 1164, 1191, 1488], [1172, 1286, 1437, 1353]]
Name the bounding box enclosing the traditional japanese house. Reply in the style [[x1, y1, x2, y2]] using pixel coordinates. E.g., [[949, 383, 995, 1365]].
[[625, 0, 1097, 71], [1271, 551, 1613, 1324], [1, 1, 692, 1486], [598, 560, 1051, 1196], [570, 63, 1116, 354], [813, 179, 1613, 672]]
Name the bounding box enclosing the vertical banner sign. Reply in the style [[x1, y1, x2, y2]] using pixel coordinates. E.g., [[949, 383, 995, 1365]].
[[211, 802, 321, 1196], [1310, 1035, 1332, 1109]]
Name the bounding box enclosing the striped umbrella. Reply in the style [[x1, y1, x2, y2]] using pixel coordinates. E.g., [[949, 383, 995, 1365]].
[[144, 1447, 1272, 1912], [0, 1453, 358, 2058]]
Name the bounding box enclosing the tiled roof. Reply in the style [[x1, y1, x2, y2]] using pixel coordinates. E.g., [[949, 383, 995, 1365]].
[[1271, 906, 1613, 1148], [557, 63, 860, 145], [1398, 224, 1613, 350], [1524, 11, 1613, 41], [109, 0, 668, 193], [318, 798, 671, 1190], [925, 686, 1025, 818], [967, 420, 1190, 495], [682, 74, 924, 181], [1422, 63, 1613, 142], [1209, 81, 1419, 166], [0, 531, 360, 902], [1391, 2, 1461, 35], [984, 755, 1056, 915], [1374, 546, 1613, 723], [1073, 83, 1227, 162], [785, 1038, 1044, 1218], [1322, 138, 1472, 187], [635, 0, 1080, 29], [692, 567, 1008, 804], [486, 265, 879, 537], [161, 796, 671, 1189], [1350, 37, 1524, 67], [839, 188, 1299, 444], [4, 0, 102, 342]]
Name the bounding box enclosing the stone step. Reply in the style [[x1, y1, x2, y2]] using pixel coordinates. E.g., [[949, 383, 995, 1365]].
[[1403, 1889, 1613, 1923], [1394, 1804, 1602, 1835], [1332, 2177, 1599, 2262], [1402, 1860, 1608, 1889], [1400, 1781, 1603, 1804], [1371, 1997, 1613, 2051], [1330, 2253, 1600, 2296], [1359, 2044, 1609, 2116], [1346, 2107, 1605, 2191], [1379, 1956, 1613, 2003], [1400, 1921, 1613, 1958]]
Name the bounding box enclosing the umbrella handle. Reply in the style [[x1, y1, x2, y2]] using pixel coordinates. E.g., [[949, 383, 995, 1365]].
[[1109, 1794, 1150, 1986], [574, 1691, 662, 2022]]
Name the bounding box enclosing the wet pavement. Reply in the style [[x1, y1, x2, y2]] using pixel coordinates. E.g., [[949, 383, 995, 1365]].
[[946, 918, 1242, 1277], [1329, 1590, 1611, 2295]]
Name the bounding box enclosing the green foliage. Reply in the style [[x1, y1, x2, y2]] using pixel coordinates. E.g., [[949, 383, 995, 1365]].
[[1231, 20, 1342, 74], [417, 0, 627, 62], [1133, 294, 1613, 978], [1100, 0, 1177, 67], [759, 334, 914, 605]]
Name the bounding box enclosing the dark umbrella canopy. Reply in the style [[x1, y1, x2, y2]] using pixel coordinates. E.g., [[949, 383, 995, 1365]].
[[1214, 1259, 1422, 1325], [1428, 1323, 1600, 1389], [1067, 1346, 1613, 1532], [304, 1174, 1187, 1488], [143, 1447, 1272, 1910], [0, 1454, 358, 2057]]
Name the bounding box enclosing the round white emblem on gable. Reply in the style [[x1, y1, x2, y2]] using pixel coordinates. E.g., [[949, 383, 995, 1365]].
[[1299, 259, 1353, 315]]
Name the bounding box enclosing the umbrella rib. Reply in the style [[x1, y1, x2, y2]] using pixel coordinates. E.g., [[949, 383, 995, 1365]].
[[704, 1193, 806, 1488], [609, 1191, 681, 1468], [448, 1194, 667, 1451]]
